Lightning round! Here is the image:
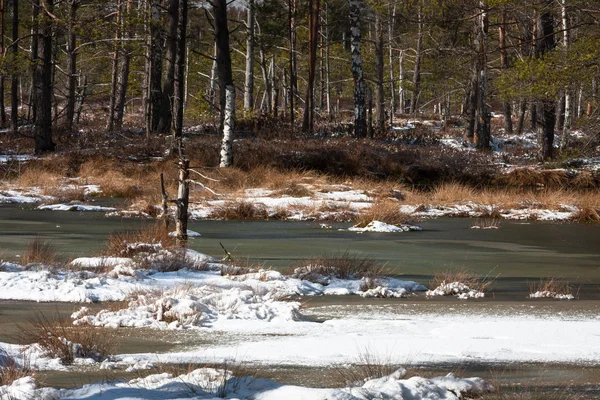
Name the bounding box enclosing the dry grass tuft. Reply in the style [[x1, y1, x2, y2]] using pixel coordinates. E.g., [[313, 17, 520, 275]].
[[0, 350, 33, 386], [471, 218, 501, 229], [329, 348, 400, 387], [295, 251, 383, 280], [275, 182, 313, 198], [21, 237, 57, 266], [17, 311, 117, 365], [209, 201, 268, 220], [430, 268, 495, 293], [105, 222, 173, 257], [42, 186, 86, 203], [528, 277, 574, 298], [430, 182, 476, 203], [354, 200, 416, 227]]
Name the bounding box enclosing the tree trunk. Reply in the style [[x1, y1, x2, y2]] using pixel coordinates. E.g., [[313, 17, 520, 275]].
[[302, 0, 320, 133], [560, 0, 571, 150], [74, 74, 86, 124], [10, 0, 18, 134], [324, 3, 331, 114], [145, 0, 163, 133], [349, 0, 366, 137], [259, 47, 272, 114], [516, 101, 526, 136], [474, 1, 490, 149], [0, 0, 6, 126], [171, 0, 187, 151], [113, 0, 132, 131], [208, 42, 218, 112], [106, 0, 122, 132], [243, 0, 254, 111], [215, 0, 234, 167], [33, 0, 55, 154], [409, 1, 423, 114], [374, 11, 384, 135], [288, 0, 297, 126], [388, 5, 396, 118], [65, 0, 79, 133], [398, 50, 405, 113], [536, 1, 556, 160], [499, 8, 512, 134], [175, 159, 190, 246], [157, 0, 178, 133]]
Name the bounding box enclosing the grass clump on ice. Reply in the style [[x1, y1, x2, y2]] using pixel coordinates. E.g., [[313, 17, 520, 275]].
[[427, 268, 495, 298], [353, 200, 417, 228], [294, 251, 383, 280], [528, 277, 575, 300]]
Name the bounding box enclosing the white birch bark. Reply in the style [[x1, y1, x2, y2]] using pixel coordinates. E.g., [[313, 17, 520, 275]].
[[560, 0, 571, 149], [220, 85, 235, 168]]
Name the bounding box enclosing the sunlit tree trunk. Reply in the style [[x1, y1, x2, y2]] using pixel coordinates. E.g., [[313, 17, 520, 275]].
[[65, 0, 79, 133], [302, 0, 320, 133], [409, 1, 422, 114], [474, 1, 490, 149], [560, 0, 571, 150], [171, 0, 187, 151], [215, 0, 234, 167], [499, 7, 512, 134], [388, 5, 396, 118], [374, 10, 384, 135], [243, 0, 254, 111]]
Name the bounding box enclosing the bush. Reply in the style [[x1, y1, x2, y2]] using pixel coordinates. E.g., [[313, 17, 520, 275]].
[[21, 237, 57, 266]]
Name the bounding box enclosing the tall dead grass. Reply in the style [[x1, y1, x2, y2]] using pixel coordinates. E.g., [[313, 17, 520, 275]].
[[354, 200, 417, 227], [105, 222, 173, 257], [328, 347, 402, 387], [430, 268, 496, 293], [295, 251, 383, 279], [528, 277, 574, 298], [20, 237, 57, 266], [0, 350, 32, 386], [17, 311, 117, 365]]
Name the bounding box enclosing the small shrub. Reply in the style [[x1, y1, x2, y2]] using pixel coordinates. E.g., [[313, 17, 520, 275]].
[[296, 251, 383, 279], [471, 218, 501, 229], [17, 311, 117, 365], [21, 237, 57, 266]]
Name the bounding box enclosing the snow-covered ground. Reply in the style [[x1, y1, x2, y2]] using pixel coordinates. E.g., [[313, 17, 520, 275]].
[[0, 368, 493, 400]]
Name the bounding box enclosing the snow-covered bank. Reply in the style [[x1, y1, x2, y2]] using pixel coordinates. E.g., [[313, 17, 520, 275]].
[[0, 250, 425, 306], [0, 368, 493, 400]]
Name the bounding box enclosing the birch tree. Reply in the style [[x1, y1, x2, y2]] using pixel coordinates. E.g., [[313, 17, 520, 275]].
[[215, 0, 235, 167], [243, 0, 255, 111]]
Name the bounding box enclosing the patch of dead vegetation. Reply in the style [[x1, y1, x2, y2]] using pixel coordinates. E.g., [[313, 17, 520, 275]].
[[294, 251, 383, 280], [17, 311, 117, 365]]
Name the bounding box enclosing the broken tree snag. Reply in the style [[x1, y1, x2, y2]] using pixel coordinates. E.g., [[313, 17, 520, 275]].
[[175, 159, 190, 246], [160, 172, 170, 230]]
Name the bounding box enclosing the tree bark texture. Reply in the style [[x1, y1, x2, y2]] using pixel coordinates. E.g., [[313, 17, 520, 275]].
[[157, 0, 178, 133], [349, 0, 365, 137], [171, 0, 188, 147], [536, 1, 556, 160], [243, 0, 254, 111], [302, 0, 320, 133], [215, 0, 234, 167], [409, 1, 422, 114], [10, 0, 18, 133], [374, 11, 384, 135], [33, 0, 55, 154]]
